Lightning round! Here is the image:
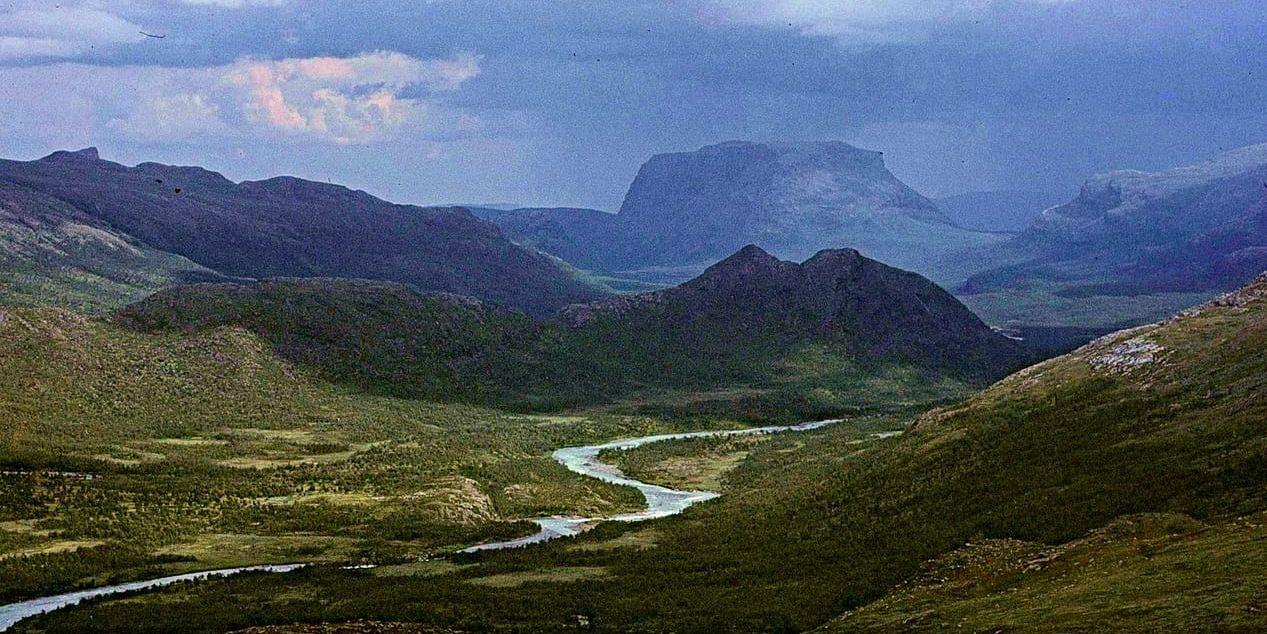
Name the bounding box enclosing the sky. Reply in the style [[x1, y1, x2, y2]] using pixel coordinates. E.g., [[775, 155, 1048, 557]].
[[0, 1, 1264, 210]]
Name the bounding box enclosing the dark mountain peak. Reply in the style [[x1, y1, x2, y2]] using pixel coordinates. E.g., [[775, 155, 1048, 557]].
[[41, 147, 101, 162], [561, 244, 1028, 380], [690, 244, 797, 287], [802, 247, 865, 272], [720, 244, 778, 265]]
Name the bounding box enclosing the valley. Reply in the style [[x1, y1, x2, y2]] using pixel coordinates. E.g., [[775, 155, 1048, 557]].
[[5, 273, 1265, 632]]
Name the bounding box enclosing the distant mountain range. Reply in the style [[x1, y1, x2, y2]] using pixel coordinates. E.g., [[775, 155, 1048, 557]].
[[0, 148, 604, 316], [483, 141, 1006, 285], [5, 140, 1266, 338], [117, 245, 1027, 414], [962, 143, 1267, 307]]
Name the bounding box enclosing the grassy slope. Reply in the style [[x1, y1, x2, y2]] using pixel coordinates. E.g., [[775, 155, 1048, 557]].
[[822, 512, 1267, 632], [0, 183, 217, 313], [25, 277, 1267, 632], [0, 307, 719, 602]]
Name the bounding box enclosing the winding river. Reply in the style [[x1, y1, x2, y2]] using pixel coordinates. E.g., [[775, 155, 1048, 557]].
[[0, 418, 841, 631]]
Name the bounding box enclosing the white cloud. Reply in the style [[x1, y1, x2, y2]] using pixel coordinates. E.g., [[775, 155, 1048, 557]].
[[0, 51, 481, 146], [0, 7, 144, 59]]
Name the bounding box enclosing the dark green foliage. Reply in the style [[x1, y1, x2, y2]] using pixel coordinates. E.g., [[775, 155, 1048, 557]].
[[115, 247, 1026, 418]]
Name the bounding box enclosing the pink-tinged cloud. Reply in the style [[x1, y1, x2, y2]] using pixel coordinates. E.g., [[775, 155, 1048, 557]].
[[225, 51, 480, 143], [0, 50, 481, 147]]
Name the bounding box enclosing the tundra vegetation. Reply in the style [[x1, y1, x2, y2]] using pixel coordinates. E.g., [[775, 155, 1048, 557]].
[[12, 276, 1267, 632]]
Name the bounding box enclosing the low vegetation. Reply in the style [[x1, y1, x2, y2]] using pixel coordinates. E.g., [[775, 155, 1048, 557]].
[[22, 277, 1266, 632]]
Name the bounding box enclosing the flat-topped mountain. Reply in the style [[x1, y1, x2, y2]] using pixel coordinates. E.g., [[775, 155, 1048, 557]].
[[0, 149, 605, 316], [485, 141, 1004, 284], [119, 246, 1026, 414]]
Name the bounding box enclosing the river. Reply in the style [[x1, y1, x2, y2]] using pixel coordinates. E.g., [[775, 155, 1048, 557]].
[[0, 418, 842, 630]]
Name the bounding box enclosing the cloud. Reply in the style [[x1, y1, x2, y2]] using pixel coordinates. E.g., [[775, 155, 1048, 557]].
[[172, 0, 287, 6], [0, 51, 481, 146], [0, 7, 145, 59], [224, 51, 480, 143], [710, 0, 1074, 43]]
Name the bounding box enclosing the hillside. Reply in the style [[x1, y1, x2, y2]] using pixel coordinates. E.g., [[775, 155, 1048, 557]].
[[478, 207, 615, 271], [33, 271, 1266, 632], [0, 181, 222, 312], [961, 143, 1267, 330], [117, 247, 1026, 417], [0, 149, 605, 316], [0, 305, 662, 604], [114, 278, 546, 405]]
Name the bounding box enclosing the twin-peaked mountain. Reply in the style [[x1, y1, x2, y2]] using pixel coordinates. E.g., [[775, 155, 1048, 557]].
[[0, 148, 604, 316], [117, 245, 1028, 414], [484, 141, 1003, 283]]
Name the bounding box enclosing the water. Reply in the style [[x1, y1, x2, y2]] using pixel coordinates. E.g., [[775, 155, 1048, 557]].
[[0, 564, 304, 631], [460, 418, 841, 552], [1, 418, 846, 629]]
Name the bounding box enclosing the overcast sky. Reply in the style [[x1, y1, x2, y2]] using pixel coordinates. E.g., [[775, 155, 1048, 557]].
[[1, 1, 1264, 209]]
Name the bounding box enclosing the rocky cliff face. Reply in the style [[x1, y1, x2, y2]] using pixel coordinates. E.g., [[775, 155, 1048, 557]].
[[488, 141, 1001, 284], [964, 142, 1267, 297], [0, 149, 605, 316]]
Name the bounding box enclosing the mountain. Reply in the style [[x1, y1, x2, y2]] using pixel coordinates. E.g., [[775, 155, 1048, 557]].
[[117, 246, 1027, 415], [559, 245, 1026, 381], [0, 149, 605, 316], [963, 143, 1267, 298], [482, 142, 1006, 285], [0, 180, 225, 312], [935, 189, 1067, 233], [114, 278, 546, 405]]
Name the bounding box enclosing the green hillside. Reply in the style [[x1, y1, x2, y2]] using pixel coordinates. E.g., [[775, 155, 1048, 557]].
[[0, 182, 220, 313], [23, 275, 1266, 631], [116, 247, 1023, 420], [0, 306, 704, 603]]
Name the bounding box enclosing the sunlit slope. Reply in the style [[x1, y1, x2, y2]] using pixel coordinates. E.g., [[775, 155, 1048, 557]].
[[0, 307, 654, 603], [0, 182, 219, 313]]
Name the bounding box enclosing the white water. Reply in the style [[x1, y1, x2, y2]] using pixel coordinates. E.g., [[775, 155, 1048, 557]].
[[460, 418, 841, 552], [1, 418, 843, 629]]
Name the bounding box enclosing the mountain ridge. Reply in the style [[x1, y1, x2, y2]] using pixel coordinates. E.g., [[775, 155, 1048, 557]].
[[0, 149, 606, 316]]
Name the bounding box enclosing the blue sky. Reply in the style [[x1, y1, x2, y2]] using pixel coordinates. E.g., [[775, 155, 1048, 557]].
[[1, 1, 1264, 209]]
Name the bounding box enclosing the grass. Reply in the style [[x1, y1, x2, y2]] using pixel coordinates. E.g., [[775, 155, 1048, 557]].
[[823, 512, 1267, 632], [465, 566, 609, 588], [0, 306, 714, 602], [22, 284, 1266, 632], [601, 434, 764, 491]]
